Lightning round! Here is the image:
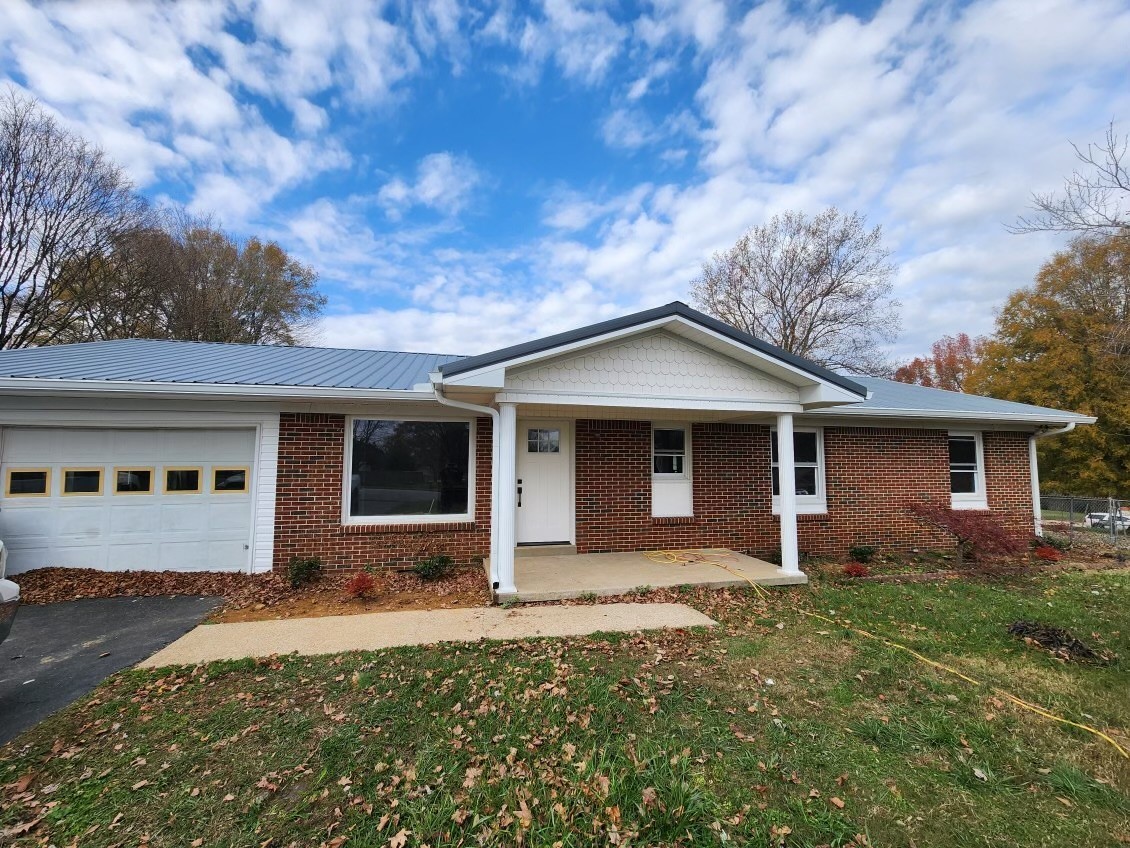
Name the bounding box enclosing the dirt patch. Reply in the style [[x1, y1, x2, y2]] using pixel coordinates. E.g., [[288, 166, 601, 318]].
[[1007, 620, 1116, 664], [209, 567, 491, 622], [15, 565, 492, 622]]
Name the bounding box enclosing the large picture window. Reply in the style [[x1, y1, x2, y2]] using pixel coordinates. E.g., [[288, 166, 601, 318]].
[[348, 419, 471, 520], [770, 428, 826, 513]]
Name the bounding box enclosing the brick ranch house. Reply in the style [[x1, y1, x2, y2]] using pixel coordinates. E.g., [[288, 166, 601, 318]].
[[0, 302, 1094, 598]]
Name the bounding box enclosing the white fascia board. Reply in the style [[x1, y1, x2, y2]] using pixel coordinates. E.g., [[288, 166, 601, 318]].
[[805, 406, 1096, 426], [0, 377, 433, 403], [797, 382, 870, 406], [494, 390, 804, 414]]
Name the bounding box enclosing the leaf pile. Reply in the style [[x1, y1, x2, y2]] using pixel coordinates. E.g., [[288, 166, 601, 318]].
[[1008, 620, 1116, 664]]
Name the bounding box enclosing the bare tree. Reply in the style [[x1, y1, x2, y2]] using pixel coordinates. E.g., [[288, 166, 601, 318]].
[[1011, 121, 1130, 234], [0, 90, 148, 348], [63, 208, 325, 345], [690, 208, 900, 376]]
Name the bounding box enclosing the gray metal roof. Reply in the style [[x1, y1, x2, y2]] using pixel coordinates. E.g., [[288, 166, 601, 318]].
[[0, 339, 461, 390], [0, 336, 1095, 424], [830, 377, 1095, 424]]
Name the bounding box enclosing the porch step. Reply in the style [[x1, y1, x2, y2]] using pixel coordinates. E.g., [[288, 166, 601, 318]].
[[515, 544, 577, 558]]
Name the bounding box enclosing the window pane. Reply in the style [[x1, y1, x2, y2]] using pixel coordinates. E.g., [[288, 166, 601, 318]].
[[951, 471, 977, 494], [166, 469, 200, 492], [771, 466, 779, 496], [213, 469, 247, 491], [351, 420, 470, 516], [64, 469, 101, 494], [949, 436, 977, 465], [8, 470, 47, 495], [116, 469, 152, 493], [654, 454, 684, 475], [794, 432, 818, 464], [795, 466, 818, 496], [653, 428, 685, 453], [770, 432, 778, 463]]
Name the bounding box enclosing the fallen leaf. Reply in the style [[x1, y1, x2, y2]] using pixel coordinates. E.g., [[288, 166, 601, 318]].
[[389, 828, 410, 848], [830, 797, 846, 809], [131, 780, 149, 791]]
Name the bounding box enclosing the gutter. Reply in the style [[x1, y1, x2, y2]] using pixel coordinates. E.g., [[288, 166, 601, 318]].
[[431, 380, 500, 593]]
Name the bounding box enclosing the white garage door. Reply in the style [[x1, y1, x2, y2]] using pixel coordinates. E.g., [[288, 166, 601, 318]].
[[0, 427, 256, 575]]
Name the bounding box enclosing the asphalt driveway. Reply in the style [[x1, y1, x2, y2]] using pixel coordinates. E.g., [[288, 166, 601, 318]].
[[0, 596, 220, 745]]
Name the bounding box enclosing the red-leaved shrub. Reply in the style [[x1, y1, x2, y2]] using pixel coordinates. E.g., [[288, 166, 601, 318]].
[[842, 562, 871, 578], [345, 571, 377, 600], [1033, 545, 1063, 562], [905, 502, 1025, 568]]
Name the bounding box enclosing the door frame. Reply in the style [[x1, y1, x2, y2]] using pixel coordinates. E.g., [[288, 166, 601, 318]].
[[515, 417, 575, 545]]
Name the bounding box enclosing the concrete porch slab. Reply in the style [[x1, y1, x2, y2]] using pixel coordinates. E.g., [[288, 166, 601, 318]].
[[499, 548, 806, 602]]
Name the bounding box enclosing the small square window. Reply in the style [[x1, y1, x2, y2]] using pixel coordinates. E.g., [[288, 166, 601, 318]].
[[212, 467, 248, 492], [63, 468, 103, 495], [653, 427, 687, 475], [527, 428, 560, 453], [164, 467, 202, 493], [5, 468, 50, 496], [114, 468, 153, 494]]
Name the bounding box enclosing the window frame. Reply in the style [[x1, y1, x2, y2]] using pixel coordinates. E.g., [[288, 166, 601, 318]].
[[342, 415, 476, 526], [163, 466, 203, 495], [113, 466, 155, 495], [770, 427, 827, 515], [651, 425, 690, 480], [211, 466, 250, 494], [948, 431, 987, 509], [61, 467, 104, 497], [4, 467, 52, 498]]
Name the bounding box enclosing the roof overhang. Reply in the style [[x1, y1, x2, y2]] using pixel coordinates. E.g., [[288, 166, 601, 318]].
[[0, 377, 433, 403], [436, 302, 868, 409]]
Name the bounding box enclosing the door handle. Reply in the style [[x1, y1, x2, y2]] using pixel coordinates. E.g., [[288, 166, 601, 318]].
[[517, 478, 522, 508]]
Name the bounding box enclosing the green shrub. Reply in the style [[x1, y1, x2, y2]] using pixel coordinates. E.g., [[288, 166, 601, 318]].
[[1035, 533, 1071, 552], [287, 555, 323, 588], [849, 544, 878, 563], [413, 554, 453, 581]]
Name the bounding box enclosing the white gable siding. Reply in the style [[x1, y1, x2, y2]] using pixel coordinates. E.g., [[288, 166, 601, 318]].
[[506, 332, 800, 402]]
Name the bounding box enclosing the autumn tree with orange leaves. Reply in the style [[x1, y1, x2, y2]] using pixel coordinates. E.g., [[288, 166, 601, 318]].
[[966, 232, 1130, 497], [894, 333, 987, 392]]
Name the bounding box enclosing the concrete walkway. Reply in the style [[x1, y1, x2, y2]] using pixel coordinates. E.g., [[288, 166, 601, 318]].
[[141, 602, 716, 667]]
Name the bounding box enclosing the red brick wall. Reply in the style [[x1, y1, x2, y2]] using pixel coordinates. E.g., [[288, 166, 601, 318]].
[[272, 413, 492, 571], [573, 420, 1035, 559], [271, 412, 1036, 570]]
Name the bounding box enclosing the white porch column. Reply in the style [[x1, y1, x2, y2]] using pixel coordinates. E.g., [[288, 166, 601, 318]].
[[494, 402, 518, 594], [1029, 434, 1043, 537], [776, 412, 801, 575]]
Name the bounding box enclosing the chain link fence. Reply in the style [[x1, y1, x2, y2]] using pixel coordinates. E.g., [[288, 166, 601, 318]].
[[1040, 494, 1128, 550]]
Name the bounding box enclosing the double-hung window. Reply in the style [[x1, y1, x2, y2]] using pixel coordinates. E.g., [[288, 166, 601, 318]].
[[948, 432, 986, 509], [770, 428, 826, 513], [652, 425, 692, 517], [347, 418, 473, 522]]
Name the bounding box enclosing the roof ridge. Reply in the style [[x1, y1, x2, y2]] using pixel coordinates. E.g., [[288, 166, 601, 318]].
[[1, 338, 467, 359]]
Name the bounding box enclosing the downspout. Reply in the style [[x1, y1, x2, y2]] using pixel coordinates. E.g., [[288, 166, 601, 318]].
[[432, 381, 500, 590], [1030, 422, 1077, 536]]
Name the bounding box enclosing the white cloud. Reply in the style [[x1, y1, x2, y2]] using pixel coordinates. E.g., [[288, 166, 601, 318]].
[[376, 153, 483, 220]]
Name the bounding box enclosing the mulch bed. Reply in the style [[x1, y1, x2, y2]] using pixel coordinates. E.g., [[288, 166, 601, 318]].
[[15, 566, 492, 621]]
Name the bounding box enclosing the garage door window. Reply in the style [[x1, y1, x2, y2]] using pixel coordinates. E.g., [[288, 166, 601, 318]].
[[5, 468, 50, 497], [114, 468, 153, 494], [164, 467, 202, 494], [347, 418, 472, 521], [212, 467, 249, 493], [62, 468, 103, 496]]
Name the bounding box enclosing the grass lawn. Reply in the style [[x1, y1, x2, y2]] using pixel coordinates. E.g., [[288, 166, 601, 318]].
[[2, 569, 1128, 847]]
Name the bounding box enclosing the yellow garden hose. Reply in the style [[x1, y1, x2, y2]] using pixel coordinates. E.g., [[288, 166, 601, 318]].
[[643, 549, 1129, 759]]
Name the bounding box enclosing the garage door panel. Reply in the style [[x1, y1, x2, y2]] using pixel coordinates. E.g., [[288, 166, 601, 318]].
[[1, 427, 255, 573]]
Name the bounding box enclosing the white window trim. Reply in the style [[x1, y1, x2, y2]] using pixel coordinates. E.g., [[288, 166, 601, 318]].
[[949, 430, 987, 510], [342, 415, 476, 526], [651, 423, 693, 518], [770, 426, 827, 515], [651, 423, 691, 480]]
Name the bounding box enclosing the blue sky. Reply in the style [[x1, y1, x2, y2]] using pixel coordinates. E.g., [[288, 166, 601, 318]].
[[3, 0, 1129, 359]]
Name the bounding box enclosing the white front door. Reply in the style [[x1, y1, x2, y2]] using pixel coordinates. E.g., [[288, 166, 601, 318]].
[[516, 420, 573, 545]]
